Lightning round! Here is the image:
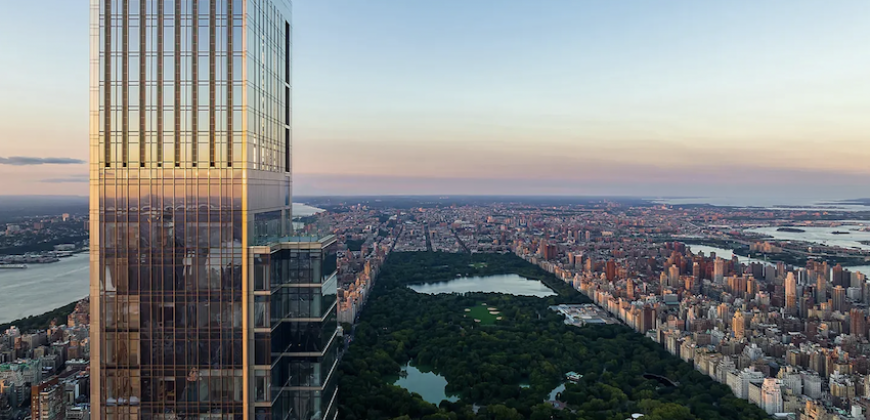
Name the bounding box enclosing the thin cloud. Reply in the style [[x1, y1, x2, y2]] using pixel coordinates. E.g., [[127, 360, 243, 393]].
[[0, 156, 85, 165], [40, 174, 89, 183]]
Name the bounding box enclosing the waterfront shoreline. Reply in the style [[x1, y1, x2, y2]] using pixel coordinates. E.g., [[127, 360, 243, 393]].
[[0, 299, 84, 332], [0, 253, 90, 322]]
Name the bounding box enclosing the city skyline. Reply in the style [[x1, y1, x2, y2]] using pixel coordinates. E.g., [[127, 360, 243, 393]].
[[2, 0, 870, 197]]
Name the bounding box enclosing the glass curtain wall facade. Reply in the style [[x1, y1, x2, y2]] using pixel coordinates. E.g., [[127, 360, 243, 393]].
[[89, 0, 337, 419], [250, 238, 338, 420]]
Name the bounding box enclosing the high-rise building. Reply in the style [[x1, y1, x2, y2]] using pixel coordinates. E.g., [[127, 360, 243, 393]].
[[732, 310, 746, 339], [90, 1, 339, 418], [668, 264, 680, 288], [832, 264, 845, 287], [605, 260, 617, 282], [833, 286, 846, 312], [816, 274, 827, 305], [538, 241, 556, 260], [713, 258, 725, 284], [31, 377, 64, 420], [717, 303, 730, 322], [746, 276, 757, 299], [851, 308, 867, 337], [760, 378, 783, 415], [785, 272, 797, 316]]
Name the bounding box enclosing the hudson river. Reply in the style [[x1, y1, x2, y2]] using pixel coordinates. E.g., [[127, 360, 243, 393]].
[[0, 253, 90, 323]]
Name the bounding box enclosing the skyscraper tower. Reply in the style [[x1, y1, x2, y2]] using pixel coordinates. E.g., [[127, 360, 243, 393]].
[[732, 310, 746, 340], [833, 286, 846, 312], [833, 264, 845, 287], [850, 308, 866, 337], [668, 264, 680, 289], [90, 1, 339, 419], [785, 272, 798, 316], [717, 302, 730, 322], [816, 274, 827, 305], [713, 258, 725, 284]]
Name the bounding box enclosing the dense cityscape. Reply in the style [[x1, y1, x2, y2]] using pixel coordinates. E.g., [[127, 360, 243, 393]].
[[2, 197, 870, 419], [322, 198, 870, 419], [1, 0, 868, 419]]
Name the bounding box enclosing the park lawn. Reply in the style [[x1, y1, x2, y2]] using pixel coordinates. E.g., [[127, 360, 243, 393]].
[[469, 262, 488, 269], [467, 304, 499, 325]]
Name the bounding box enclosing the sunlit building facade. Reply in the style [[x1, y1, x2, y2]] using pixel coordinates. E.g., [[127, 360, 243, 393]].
[[89, 0, 338, 418]]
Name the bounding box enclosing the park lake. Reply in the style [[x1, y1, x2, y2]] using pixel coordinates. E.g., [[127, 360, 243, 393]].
[[392, 363, 459, 405], [408, 274, 556, 297]]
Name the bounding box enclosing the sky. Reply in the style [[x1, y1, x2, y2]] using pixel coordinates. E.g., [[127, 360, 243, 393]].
[[1, 1, 868, 199]]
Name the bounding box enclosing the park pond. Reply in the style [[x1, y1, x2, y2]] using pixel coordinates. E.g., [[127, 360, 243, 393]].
[[408, 274, 556, 297], [548, 383, 566, 401], [392, 363, 459, 404], [392, 363, 566, 405]]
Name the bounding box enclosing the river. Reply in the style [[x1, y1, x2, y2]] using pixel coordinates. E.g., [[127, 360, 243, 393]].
[[0, 253, 90, 323], [746, 223, 870, 251], [685, 244, 773, 266], [293, 203, 324, 217], [686, 244, 869, 276], [653, 197, 870, 211]]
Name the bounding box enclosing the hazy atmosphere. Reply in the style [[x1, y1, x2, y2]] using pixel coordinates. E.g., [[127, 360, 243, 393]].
[[1, 0, 868, 198], [4, 2, 870, 419]]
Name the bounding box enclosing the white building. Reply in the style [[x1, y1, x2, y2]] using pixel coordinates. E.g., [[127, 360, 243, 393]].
[[716, 357, 736, 384], [777, 366, 802, 396], [761, 378, 784, 415], [729, 367, 765, 400], [742, 343, 764, 361], [801, 372, 823, 399]]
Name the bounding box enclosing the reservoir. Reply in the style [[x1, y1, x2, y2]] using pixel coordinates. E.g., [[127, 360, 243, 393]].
[[0, 253, 89, 323], [408, 274, 556, 297], [393, 363, 458, 404]]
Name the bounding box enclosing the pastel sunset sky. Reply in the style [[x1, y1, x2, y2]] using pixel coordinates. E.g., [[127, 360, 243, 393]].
[[1, 0, 868, 199]]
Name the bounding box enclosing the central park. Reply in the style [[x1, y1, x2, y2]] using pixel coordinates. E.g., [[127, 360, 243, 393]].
[[336, 252, 769, 420]]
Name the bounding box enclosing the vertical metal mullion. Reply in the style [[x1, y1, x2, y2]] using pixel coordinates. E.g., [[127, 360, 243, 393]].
[[104, 0, 112, 167], [192, 0, 199, 166], [174, 0, 181, 167], [226, 0, 233, 168], [284, 21, 291, 172], [209, 0, 216, 167], [157, 0, 163, 166], [122, 0, 128, 167], [139, 0, 146, 167]]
